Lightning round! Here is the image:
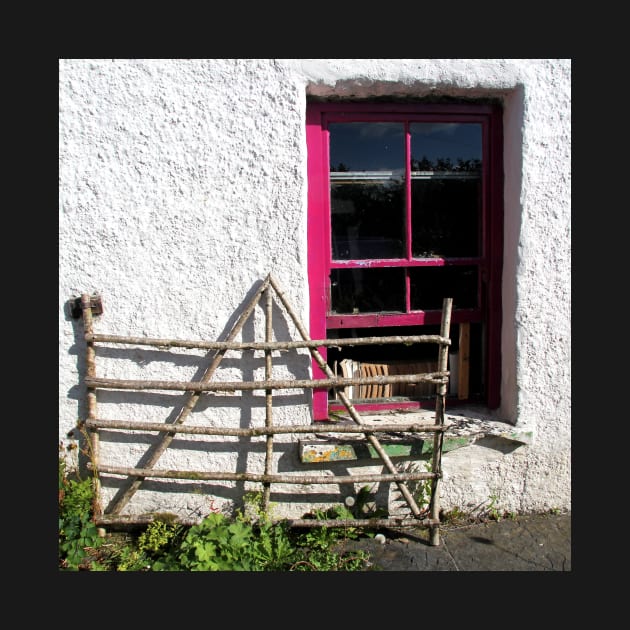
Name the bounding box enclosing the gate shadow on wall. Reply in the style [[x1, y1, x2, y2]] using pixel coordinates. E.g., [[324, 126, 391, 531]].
[[70, 273, 453, 546]]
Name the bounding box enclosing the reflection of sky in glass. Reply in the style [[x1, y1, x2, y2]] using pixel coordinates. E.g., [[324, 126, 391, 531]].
[[329, 122, 481, 171], [411, 123, 481, 164], [330, 123, 405, 171]]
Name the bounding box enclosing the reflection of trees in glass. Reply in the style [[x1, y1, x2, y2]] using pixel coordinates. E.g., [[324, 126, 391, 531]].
[[332, 158, 481, 173], [331, 182, 405, 259], [411, 157, 481, 172], [331, 162, 349, 172], [329, 156, 480, 259]]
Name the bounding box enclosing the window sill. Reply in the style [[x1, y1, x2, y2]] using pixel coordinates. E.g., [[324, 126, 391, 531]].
[[300, 407, 531, 464]]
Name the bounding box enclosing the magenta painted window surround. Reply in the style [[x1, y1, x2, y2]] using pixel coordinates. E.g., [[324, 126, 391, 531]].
[[307, 102, 503, 420]]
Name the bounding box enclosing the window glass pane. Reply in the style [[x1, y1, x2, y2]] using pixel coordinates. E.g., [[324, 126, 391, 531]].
[[410, 123, 482, 258], [411, 178, 480, 257], [409, 266, 478, 310], [330, 268, 405, 314], [330, 122, 405, 172], [330, 123, 405, 259], [331, 180, 405, 259]]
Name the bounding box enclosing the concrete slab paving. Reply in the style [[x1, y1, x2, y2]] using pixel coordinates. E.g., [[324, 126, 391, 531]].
[[337, 512, 571, 571]]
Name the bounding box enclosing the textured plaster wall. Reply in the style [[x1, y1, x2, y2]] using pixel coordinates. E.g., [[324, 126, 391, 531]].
[[59, 59, 570, 519]]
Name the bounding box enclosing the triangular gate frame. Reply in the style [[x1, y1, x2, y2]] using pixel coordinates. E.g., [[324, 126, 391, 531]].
[[79, 273, 452, 545]]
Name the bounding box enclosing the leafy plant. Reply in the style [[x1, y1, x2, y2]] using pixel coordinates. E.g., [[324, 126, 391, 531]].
[[58, 457, 104, 570], [289, 542, 369, 572], [59, 455, 374, 571], [138, 519, 180, 555], [287, 504, 372, 571], [240, 490, 270, 523], [299, 505, 359, 549], [153, 511, 295, 571], [112, 546, 152, 572]]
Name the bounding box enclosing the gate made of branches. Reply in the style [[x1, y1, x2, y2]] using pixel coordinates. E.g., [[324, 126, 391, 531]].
[[77, 273, 452, 545]]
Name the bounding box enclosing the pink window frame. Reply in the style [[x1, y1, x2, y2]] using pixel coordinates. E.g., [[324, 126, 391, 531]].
[[306, 101, 503, 420]]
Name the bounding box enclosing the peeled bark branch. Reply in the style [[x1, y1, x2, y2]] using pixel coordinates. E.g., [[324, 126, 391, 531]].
[[85, 372, 449, 392], [90, 462, 437, 484]]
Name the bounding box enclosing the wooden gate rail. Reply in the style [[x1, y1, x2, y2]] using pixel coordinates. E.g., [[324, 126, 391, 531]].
[[94, 513, 437, 529], [85, 372, 448, 392], [78, 273, 452, 544], [89, 464, 438, 485], [84, 419, 446, 436], [83, 334, 449, 350]]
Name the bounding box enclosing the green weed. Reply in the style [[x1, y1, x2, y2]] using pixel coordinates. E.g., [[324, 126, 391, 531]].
[[58, 457, 105, 570], [59, 453, 377, 571]]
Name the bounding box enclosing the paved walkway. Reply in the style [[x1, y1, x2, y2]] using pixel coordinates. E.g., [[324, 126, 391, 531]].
[[339, 512, 571, 571]]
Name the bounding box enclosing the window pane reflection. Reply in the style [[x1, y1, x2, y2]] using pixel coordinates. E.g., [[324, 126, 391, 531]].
[[330, 123, 405, 260], [410, 123, 482, 258], [409, 266, 478, 310], [331, 180, 405, 259], [330, 268, 405, 314], [410, 123, 482, 173], [330, 122, 405, 172], [411, 178, 480, 257]]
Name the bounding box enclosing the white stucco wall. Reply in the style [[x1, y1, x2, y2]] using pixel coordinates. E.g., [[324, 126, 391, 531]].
[[59, 59, 571, 520]]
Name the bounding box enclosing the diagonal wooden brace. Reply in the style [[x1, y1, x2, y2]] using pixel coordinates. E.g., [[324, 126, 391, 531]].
[[106, 275, 272, 514], [267, 274, 425, 518]]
